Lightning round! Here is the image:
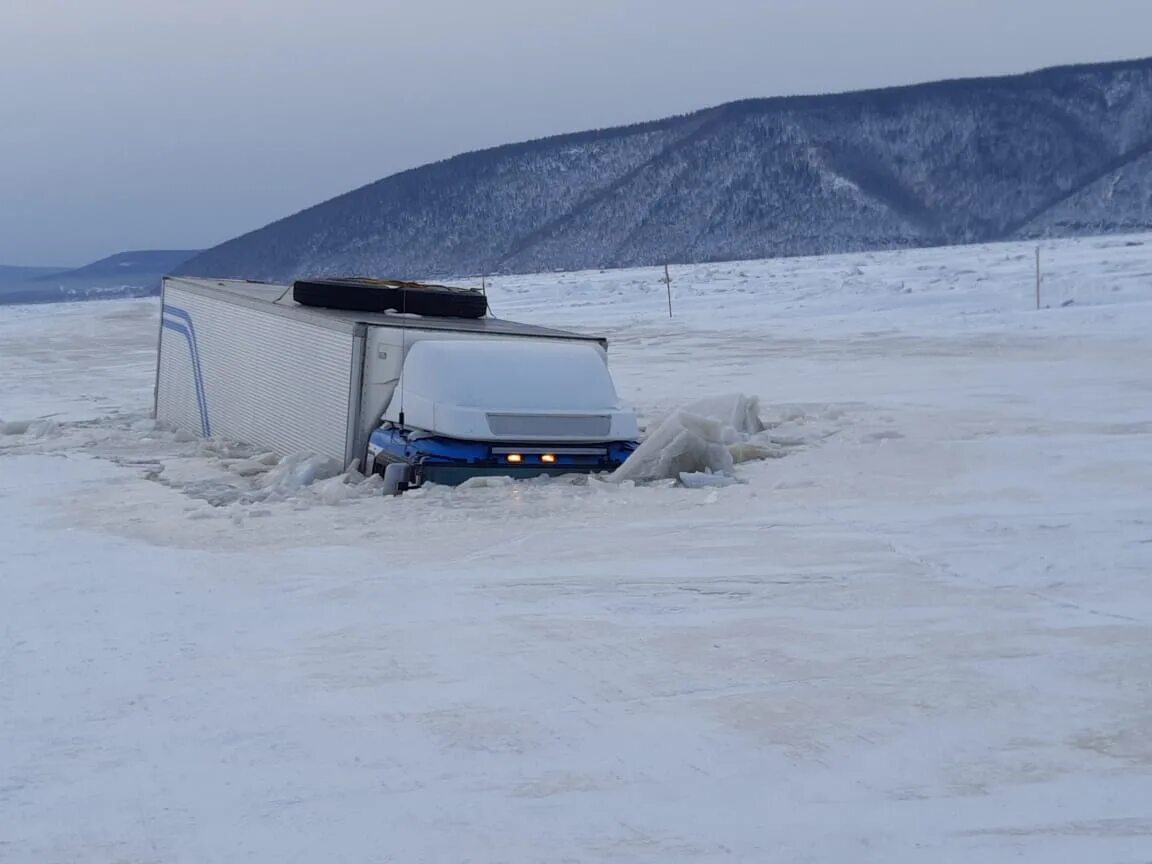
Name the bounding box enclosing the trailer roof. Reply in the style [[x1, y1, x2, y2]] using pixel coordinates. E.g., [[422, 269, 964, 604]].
[[163, 277, 607, 345]]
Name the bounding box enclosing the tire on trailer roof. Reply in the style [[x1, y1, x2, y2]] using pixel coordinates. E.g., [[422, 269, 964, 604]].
[[292, 278, 488, 319]]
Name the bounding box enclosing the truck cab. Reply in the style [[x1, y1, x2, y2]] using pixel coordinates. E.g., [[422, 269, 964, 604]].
[[366, 339, 638, 487]]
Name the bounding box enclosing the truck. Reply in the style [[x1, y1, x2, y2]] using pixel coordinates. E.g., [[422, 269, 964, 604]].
[[153, 276, 639, 488]]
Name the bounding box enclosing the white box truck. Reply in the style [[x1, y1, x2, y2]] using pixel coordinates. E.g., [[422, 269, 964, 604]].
[[154, 276, 639, 487]]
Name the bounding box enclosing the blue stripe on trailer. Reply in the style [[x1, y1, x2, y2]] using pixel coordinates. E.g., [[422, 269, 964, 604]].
[[161, 305, 211, 436]]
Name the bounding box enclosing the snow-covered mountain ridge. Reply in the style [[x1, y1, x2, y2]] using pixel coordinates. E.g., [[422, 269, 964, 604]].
[[177, 57, 1152, 282]]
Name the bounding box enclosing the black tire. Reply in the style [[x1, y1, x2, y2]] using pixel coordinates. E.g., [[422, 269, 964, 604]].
[[292, 278, 488, 319]]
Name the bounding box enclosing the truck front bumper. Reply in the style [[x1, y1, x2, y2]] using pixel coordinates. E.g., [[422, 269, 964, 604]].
[[419, 463, 614, 487], [369, 429, 637, 490]]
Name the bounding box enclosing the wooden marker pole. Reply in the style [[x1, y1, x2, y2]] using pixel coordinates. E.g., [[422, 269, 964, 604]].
[[663, 264, 673, 318]]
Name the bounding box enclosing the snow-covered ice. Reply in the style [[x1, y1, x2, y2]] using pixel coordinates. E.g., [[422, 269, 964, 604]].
[[3, 234, 1152, 862], [609, 394, 784, 483]]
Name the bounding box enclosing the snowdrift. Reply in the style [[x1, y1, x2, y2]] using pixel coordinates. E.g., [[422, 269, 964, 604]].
[[610, 394, 790, 485]]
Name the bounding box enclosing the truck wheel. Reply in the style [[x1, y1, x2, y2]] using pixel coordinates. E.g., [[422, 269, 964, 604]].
[[292, 278, 488, 319]]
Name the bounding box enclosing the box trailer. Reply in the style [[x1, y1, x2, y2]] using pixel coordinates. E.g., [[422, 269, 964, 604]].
[[154, 276, 638, 486]]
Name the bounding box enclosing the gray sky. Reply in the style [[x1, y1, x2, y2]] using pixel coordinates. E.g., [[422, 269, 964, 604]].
[[1, 0, 1149, 266]]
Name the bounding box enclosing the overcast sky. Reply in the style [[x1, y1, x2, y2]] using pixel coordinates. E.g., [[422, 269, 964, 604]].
[[1, 0, 1149, 265]]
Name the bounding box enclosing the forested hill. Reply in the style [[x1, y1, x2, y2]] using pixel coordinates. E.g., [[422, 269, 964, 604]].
[[177, 57, 1152, 281]]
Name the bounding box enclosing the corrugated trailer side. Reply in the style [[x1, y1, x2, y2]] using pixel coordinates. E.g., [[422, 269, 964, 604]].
[[155, 277, 365, 466]]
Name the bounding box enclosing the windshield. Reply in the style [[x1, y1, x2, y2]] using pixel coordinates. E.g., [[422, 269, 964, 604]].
[[398, 338, 619, 412]]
